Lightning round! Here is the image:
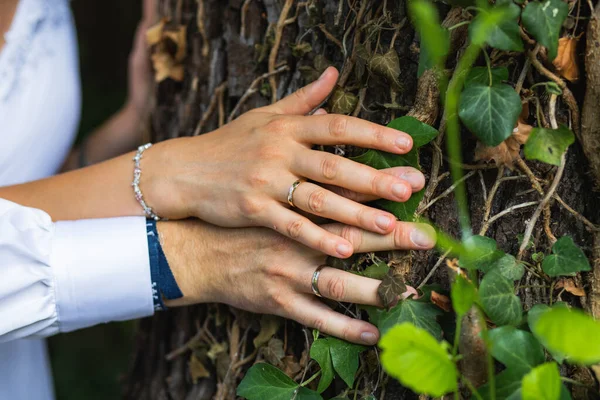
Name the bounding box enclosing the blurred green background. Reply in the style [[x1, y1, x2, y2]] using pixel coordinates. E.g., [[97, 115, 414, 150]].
[[48, 2, 142, 399]]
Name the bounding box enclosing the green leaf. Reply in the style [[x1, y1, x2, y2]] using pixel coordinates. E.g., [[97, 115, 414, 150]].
[[488, 254, 525, 280], [328, 338, 366, 388], [237, 363, 322, 400], [310, 339, 334, 393], [369, 50, 401, 89], [524, 125, 575, 166], [531, 307, 600, 365], [451, 274, 477, 317], [351, 149, 419, 169], [310, 338, 365, 390], [358, 261, 389, 280], [387, 116, 440, 148], [469, 3, 524, 51], [379, 323, 458, 397], [480, 270, 523, 325], [522, 0, 569, 60], [459, 83, 522, 146], [522, 362, 561, 400], [329, 88, 358, 114], [465, 67, 509, 87], [488, 326, 545, 374], [527, 304, 568, 363], [409, 0, 449, 69], [479, 368, 525, 400], [377, 269, 407, 309], [542, 236, 591, 277], [418, 45, 434, 77], [376, 189, 424, 221], [378, 299, 443, 339], [459, 235, 504, 270]]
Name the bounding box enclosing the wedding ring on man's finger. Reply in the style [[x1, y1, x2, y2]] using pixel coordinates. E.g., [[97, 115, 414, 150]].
[[287, 179, 305, 207], [311, 264, 327, 298]]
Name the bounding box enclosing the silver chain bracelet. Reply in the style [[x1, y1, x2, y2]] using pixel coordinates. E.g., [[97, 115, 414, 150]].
[[132, 143, 162, 221]]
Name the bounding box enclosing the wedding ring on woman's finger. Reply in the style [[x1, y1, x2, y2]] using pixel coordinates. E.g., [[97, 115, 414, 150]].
[[311, 264, 327, 297], [287, 179, 305, 207]]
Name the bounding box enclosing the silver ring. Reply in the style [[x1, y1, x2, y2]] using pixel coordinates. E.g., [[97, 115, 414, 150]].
[[287, 179, 304, 207], [311, 265, 327, 297]]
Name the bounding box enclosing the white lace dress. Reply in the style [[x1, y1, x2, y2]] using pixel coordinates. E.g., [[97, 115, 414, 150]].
[[0, 1, 154, 398]]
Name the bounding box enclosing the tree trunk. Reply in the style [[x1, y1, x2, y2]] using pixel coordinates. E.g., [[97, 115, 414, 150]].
[[124, 1, 599, 399]]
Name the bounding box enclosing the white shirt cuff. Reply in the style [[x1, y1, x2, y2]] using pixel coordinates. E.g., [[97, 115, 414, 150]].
[[50, 216, 154, 333]]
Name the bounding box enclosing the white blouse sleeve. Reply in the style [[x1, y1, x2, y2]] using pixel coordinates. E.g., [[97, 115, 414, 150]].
[[0, 198, 154, 342]]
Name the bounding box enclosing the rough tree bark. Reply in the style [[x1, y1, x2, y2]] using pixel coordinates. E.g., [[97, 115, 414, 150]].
[[124, 1, 600, 399]]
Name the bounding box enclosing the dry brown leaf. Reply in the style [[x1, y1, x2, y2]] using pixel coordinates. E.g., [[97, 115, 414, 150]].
[[446, 258, 465, 276], [146, 19, 166, 46], [281, 355, 301, 378], [253, 315, 281, 348], [188, 354, 210, 383], [591, 365, 600, 390], [474, 103, 533, 168], [146, 19, 187, 82], [555, 278, 586, 296], [164, 26, 187, 62], [431, 291, 451, 312], [553, 37, 579, 82]]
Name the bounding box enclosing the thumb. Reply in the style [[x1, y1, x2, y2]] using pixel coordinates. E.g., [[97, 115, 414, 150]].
[[267, 67, 338, 115]]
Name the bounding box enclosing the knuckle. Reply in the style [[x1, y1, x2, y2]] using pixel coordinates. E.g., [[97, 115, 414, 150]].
[[355, 206, 369, 226], [265, 117, 288, 133], [312, 316, 328, 332], [239, 196, 266, 217], [326, 276, 347, 300], [340, 323, 354, 342], [307, 189, 328, 214], [286, 219, 304, 239], [340, 225, 363, 249], [320, 155, 340, 180], [370, 125, 386, 144], [370, 172, 390, 194], [247, 168, 269, 188], [328, 116, 348, 139], [394, 224, 408, 248]]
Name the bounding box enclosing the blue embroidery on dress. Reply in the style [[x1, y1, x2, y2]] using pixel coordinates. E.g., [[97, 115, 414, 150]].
[[0, 0, 71, 101]]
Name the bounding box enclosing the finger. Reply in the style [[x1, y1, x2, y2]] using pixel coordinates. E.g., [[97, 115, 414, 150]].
[[312, 108, 328, 116], [143, 0, 156, 22], [290, 114, 413, 153], [293, 150, 413, 202], [323, 222, 437, 252], [283, 294, 379, 345], [295, 266, 382, 306], [289, 181, 396, 234], [325, 166, 426, 203], [265, 67, 339, 115], [264, 205, 354, 258]]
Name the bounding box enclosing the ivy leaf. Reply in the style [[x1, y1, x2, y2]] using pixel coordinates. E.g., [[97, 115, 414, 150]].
[[488, 254, 525, 280], [329, 87, 358, 114], [309, 339, 334, 393], [470, 3, 524, 51], [237, 363, 322, 400], [531, 307, 600, 365], [527, 304, 568, 363], [524, 125, 575, 166], [351, 149, 419, 169], [328, 338, 366, 388], [542, 236, 591, 277], [376, 189, 424, 221], [387, 116, 440, 148], [409, 0, 449, 69], [479, 368, 525, 400], [253, 315, 281, 348], [488, 326, 545, 374], [379, 323, 458, 397], [521, 362, 561, 400], [459, 83, 522, 146], [369, 50, 401, 89], [458, 235, 504, 270], [378, 299, 443, 339], [358, 261, 389, 280], [480, 270, 523, 326], [522, 0, 569, 60], [465, 66, 509, 87], [451, 274, 477, 317], [377, 269, 407, 309]]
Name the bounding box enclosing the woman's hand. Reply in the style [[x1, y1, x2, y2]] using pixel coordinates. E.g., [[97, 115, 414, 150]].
[[159, 219, 436, 345], [146, 67, 426, 258]]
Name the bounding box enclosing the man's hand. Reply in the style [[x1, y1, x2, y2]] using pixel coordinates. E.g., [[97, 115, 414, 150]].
[[158, 219, 436, 345]]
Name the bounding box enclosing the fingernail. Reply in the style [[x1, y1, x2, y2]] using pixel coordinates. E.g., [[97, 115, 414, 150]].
[[401, 170, 425, 189], [375, 215, 393, 231], [360, 332, 378, 345], [392, 183, 408, 199], [336, 243, 352, 256], [318, 67, 330, 81], [410, 227, 436, 248], [395, 136, 411, 150]]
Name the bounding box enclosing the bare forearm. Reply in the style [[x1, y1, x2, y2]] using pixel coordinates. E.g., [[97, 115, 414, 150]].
[[0, 151, 143, 221]]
